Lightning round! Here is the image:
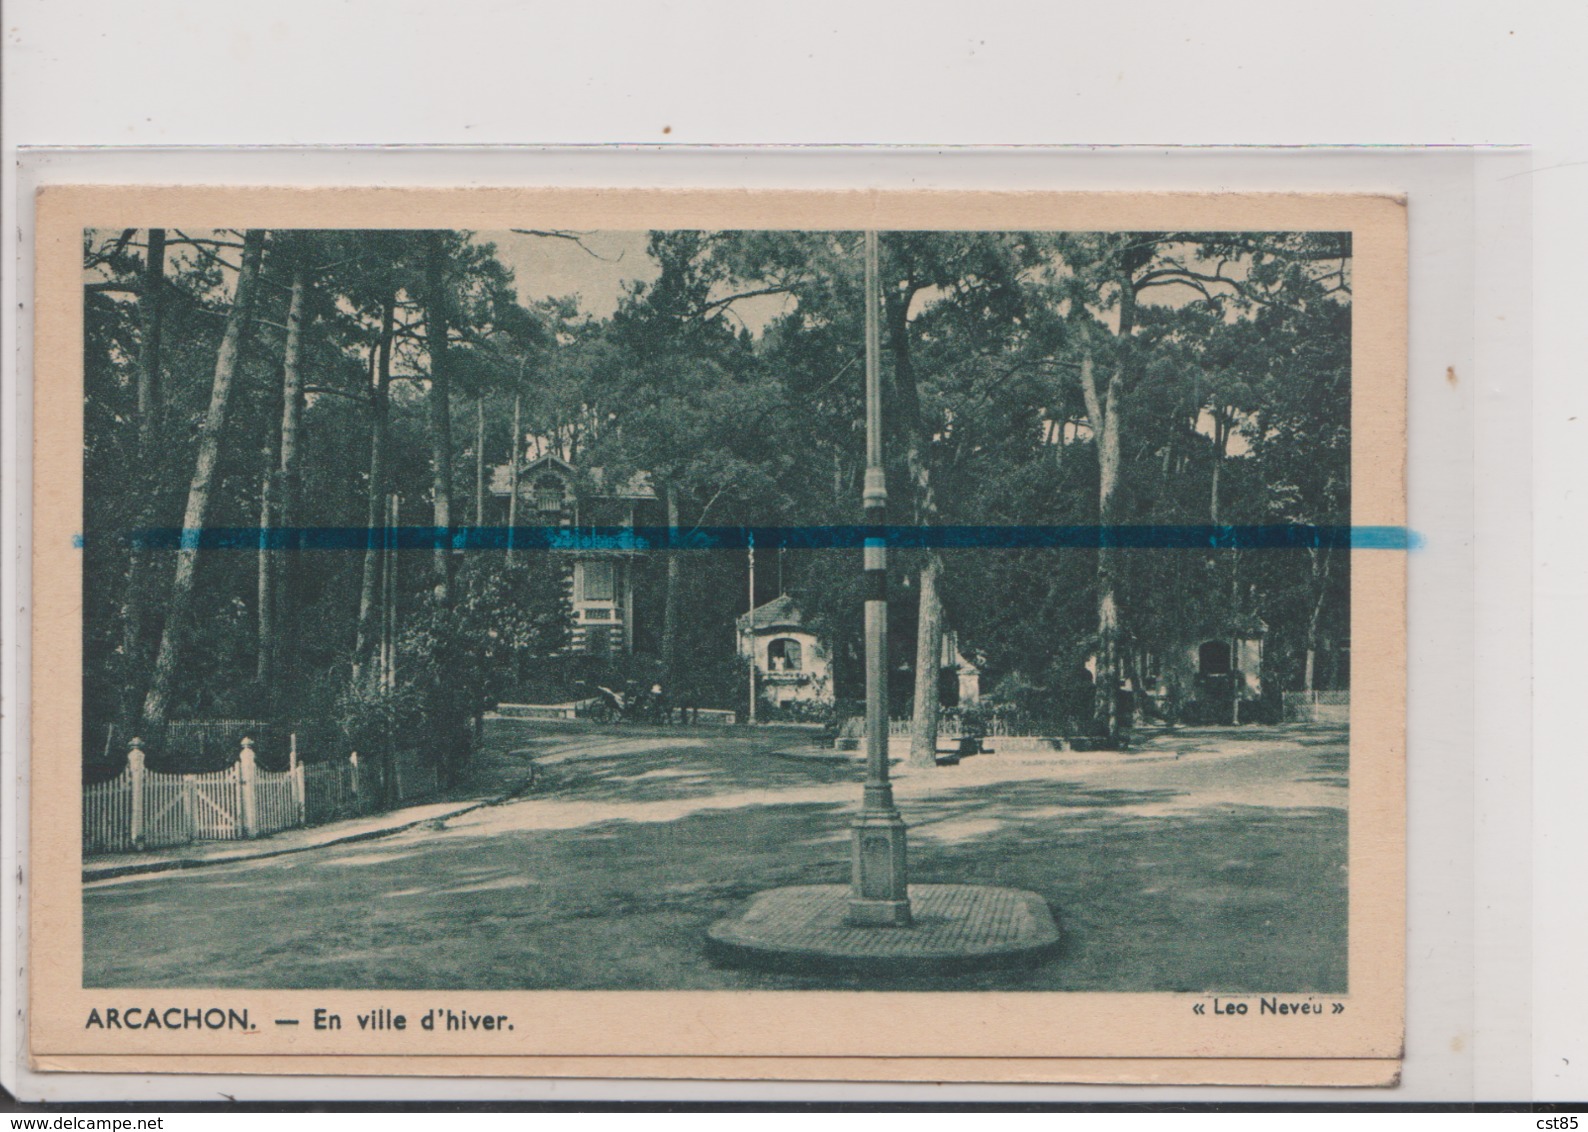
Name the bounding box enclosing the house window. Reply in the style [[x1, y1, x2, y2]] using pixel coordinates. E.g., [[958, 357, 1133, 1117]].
[[533, 474, 565, 514], [1198, 640, 1231, 676], [583, 608, 615, 621], [580, 560, 615, 603], [767, 638, 802, 672]]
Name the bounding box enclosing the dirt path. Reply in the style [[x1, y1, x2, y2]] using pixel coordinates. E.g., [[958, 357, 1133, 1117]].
[[84, 721, 1348, 994]]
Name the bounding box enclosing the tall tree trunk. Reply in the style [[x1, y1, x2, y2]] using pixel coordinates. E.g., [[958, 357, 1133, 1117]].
[[1077, 277, 1131, 743], [423, 233, 453, 604], [1229, 556, 1242, 725], [256, 468, 276, 683], [120, 228, 166, 722], [259, 261, 308, 687], [661, 483, 680, 685], [885, 279, 944, 769], [506, 393, 521, 561], [1096, 362, 1124, 740], [383, 494, 400, 689], [277, 264, 307, 533], [909, 552, 945, 766], [141, 229, 266, 726], [474, 397, 486, 523], [135, 229, 166, 453], [1217, 411, 1242, 723], [1210, 411, 1226, 524], [355, 294, 396, 682], [1303, 547, 1331, 693]]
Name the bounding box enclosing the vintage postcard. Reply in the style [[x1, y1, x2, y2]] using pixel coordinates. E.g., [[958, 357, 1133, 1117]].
[[28, 187, 1406, 1085]]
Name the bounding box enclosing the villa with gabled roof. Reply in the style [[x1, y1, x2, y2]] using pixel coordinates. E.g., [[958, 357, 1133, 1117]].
[[486, 451, 658, 656]]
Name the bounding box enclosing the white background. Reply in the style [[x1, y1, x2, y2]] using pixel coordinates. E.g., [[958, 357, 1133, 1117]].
[[2, 0, 1580, 1108]]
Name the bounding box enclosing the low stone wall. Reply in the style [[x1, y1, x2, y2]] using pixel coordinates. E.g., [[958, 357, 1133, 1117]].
[[493, 702, 739, 725], [983, 736, 1068, 753], [495, 702, 585, 721], [685, 708, 739, 726], [836, 734, 1070, 755]]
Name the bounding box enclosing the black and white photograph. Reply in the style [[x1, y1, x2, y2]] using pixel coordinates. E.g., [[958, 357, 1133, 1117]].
[[7, 0, 1576, 1107], [30, 189, 1406, 1077]]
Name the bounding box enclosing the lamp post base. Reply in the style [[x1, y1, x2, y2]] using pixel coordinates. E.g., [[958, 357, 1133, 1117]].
[[847, 810, 911, 926], [845, 896, 913, 927]]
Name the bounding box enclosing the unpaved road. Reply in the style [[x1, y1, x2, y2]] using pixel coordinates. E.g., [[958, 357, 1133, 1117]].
[[85, 721, 1347, 993]]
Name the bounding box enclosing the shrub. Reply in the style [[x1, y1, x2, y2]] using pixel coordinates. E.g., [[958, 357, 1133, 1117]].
[[334, 680, 430, 759], [671, 648, 753, 714], [757, 699, 834, 725]]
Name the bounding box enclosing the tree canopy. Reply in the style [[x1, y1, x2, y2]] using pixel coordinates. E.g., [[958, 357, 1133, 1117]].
[[81, 225, 1352, 763]]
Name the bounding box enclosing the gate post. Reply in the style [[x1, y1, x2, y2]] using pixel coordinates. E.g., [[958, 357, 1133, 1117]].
[[349, 751, 360, 810], [128, 738, 146, 849], [238, 737, 258, 838], [183, 774, 197, 841], [289, 733, 306, 825]]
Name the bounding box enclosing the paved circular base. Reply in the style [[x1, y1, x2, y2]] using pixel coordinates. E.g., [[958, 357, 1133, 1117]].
[[707, 884, 1060, 974]]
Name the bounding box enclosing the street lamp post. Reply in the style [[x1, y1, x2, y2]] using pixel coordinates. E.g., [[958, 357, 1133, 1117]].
[[847, 230, 911, 927], [705, 231, 1059, 968]]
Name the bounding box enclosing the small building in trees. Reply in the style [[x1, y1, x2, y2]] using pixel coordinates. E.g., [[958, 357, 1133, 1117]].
[[900, 628, 982, 709], [736, 595, 834, 709], [486, 453, 658, 656], [738, 594, 981, 713], [951, 639, 983, 707], [1138, 613, 1268, 724]]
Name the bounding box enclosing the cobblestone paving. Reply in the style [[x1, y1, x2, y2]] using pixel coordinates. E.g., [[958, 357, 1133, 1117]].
[[709, 884, 1058, 961]]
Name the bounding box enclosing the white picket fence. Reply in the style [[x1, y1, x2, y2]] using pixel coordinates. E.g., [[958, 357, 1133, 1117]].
[[301, 758, 360, 826], [1282, 690, 1350, 723], [83, 735, 441, 857]]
